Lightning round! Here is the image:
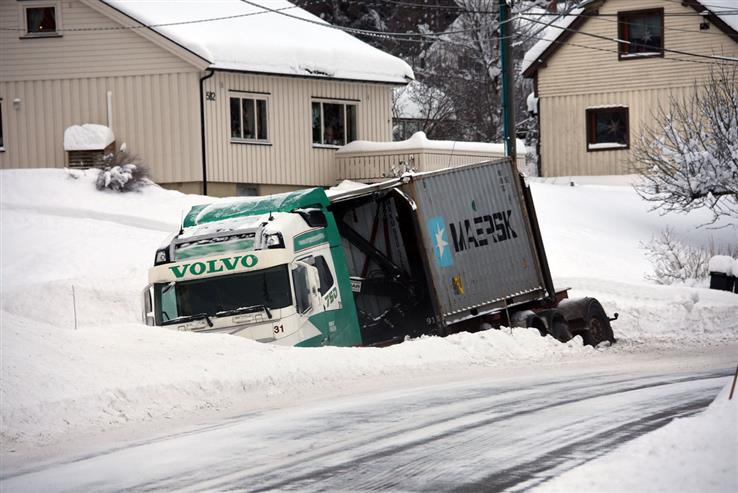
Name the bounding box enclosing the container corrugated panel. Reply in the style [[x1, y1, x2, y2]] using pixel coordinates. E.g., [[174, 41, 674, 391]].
[[405, 159, 547, 324]]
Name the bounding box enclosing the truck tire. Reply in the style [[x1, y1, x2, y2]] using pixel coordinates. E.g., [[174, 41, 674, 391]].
[[581, 299, 614, 347], [541, 310, 573, 343]]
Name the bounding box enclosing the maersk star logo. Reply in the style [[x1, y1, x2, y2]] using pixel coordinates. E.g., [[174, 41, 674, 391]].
[[428, 216, 453, 268]]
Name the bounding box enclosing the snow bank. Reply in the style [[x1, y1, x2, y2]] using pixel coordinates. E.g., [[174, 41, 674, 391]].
[[63, 124, 114, 151], [534, 380, 738, 493], [2, 168, 737, 453]]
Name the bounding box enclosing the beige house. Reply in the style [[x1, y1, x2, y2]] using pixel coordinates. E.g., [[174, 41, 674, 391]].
[[522, 0, 738, 177], [0, 0, 412, 195]]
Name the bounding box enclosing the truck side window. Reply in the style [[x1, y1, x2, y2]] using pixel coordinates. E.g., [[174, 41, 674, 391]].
[[302, 255, 334, 295], [293, 264, 311, 314]]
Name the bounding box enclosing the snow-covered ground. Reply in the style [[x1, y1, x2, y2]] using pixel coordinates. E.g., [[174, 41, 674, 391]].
[[1, 169, 737, 489], [533, 380, 738, 493]]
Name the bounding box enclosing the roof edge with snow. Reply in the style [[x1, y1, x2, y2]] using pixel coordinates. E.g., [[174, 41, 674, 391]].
[[522, 0, 738, 78]]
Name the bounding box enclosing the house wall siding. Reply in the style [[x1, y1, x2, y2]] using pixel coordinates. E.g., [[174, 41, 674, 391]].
[[203, 72, 394, 187], [535, 0, 738, 176], [0, 0, 199, 81], [0, 0, 203, 183]]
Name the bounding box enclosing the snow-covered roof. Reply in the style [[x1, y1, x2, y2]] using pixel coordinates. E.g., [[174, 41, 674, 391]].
[[63, 124, 115, 151], [101, 0, 413, 84], [336, 131, 526, 155], [521, 0, 738, 76]]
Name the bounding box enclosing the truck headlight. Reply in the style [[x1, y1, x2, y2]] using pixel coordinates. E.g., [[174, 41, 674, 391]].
[[265, 233, 284, 249], [154, 248, 169, 265]]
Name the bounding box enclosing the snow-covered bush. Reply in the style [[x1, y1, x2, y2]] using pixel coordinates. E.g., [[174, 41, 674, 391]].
[[95, 147, 149, 192], [632, 65, 738, 226], [643, 228, 737, 285]]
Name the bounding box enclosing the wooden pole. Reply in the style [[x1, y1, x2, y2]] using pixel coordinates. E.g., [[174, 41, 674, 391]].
[[72, 285, 78, 330], [730, 364, 738, 400]]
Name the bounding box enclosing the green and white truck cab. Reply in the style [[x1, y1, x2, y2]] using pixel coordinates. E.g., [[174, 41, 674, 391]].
[[143, 188, 364, 347]]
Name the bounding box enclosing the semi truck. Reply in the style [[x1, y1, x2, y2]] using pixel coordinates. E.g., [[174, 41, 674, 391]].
[[142, 158, 616, 347]]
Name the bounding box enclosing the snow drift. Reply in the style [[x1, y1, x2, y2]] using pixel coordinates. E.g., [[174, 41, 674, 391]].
[[1, 168, 737, 454]]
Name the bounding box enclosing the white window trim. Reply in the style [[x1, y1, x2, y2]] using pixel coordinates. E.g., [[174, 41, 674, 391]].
[[229, 92, 270, 144], [0, 98, 4, 152], [311, 99, 358, 148], [19, 1, 63, 38]]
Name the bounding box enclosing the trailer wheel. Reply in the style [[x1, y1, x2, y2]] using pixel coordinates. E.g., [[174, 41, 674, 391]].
[[542, 310, 573, 343], [581, 299, 614, 347]]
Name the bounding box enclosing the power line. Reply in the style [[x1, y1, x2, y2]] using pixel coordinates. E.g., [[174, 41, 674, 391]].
[[0, 2, 307, 32], [520, 15, 738, 62], [518, 24, 738, 69]]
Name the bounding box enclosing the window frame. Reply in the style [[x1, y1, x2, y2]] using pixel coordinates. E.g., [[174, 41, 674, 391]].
[[292, 264, 312, 315], [20, 1, 63, 39], [311, 99, 358, 148], [300, 254, 335, 296], [585, 106, 630, 152], [228, 91, 270, 145], [0, 98, 4, 152], [617, 8, 664, 60]]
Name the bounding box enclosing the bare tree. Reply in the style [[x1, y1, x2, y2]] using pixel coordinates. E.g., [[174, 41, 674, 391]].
[[632, 65, 738, 226]]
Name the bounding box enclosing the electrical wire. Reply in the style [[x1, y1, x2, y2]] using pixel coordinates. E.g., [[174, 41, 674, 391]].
[[0, 1, 313, 32], [520, 15, 738, 62]]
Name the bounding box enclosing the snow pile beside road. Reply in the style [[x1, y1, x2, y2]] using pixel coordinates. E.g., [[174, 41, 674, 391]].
[[535, 380, 738, 493], [2, 314, 589, 446], [1, 169, 737, 453]]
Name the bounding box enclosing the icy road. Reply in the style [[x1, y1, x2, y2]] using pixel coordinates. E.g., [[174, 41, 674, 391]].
[[2, 358, 733, 492]]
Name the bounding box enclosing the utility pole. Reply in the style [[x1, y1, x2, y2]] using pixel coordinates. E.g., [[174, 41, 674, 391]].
[[499, 0, 516, 162]]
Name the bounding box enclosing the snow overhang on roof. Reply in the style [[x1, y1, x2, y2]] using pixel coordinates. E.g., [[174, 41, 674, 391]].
[[521, 0, 738, 78], [101, 0, 414, 85]]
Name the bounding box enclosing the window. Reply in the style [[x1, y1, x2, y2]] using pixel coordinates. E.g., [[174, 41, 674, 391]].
[[312, 101, 357, 146], [303, 255, 334, 296], [586, 107, 629, 151], [618, 9, 663, 59], [21, 3, 61, 37], [229, 94, 268, 142], [292, 264, 311, 314]]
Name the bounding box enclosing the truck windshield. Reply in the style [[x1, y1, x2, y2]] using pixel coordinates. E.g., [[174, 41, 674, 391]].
[[154, 264, 292, 324]]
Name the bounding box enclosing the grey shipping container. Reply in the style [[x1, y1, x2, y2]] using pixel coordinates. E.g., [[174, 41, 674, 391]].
[[330, 157, 558, 339], [405, 159, 549, 325]]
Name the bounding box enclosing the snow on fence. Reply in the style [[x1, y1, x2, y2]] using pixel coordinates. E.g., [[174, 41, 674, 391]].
[[335, 131, 526, 183]]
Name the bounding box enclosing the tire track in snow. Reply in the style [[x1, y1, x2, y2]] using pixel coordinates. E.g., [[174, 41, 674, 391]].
[[1, 370, 729, 492], [183, 372, 729, 492]]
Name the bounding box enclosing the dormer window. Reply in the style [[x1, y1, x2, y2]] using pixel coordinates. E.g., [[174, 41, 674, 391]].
[[21, 2, 62, 38], [618, 8, 664, 59]]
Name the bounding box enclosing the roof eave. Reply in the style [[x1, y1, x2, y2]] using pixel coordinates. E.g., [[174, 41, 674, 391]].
[[211, 67, 413, 86], [686, 0, 738, 43], [522, 0, 607, 78], [87, 0, 211, 70]]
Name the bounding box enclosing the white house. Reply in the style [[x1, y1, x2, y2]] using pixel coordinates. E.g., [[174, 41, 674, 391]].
[[0, 0, 413, 195]]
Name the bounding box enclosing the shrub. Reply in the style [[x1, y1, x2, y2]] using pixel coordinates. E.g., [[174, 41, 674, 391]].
[[642, 228, 737, 285], [95, 148, 149, 192]]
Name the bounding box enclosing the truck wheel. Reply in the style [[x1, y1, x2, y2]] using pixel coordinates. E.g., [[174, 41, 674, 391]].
[[542, 310, 573, 343], [581, 299, 614, 347]]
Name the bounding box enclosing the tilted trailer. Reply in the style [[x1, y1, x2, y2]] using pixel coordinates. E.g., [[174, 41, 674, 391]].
[[142, 158, 617, 347]]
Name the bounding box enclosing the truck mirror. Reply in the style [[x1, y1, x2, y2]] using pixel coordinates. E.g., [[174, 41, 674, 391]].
[[141, 285, 155, 326]]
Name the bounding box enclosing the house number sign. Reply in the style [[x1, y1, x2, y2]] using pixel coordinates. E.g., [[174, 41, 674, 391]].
[[206, 91, 216, 101]]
